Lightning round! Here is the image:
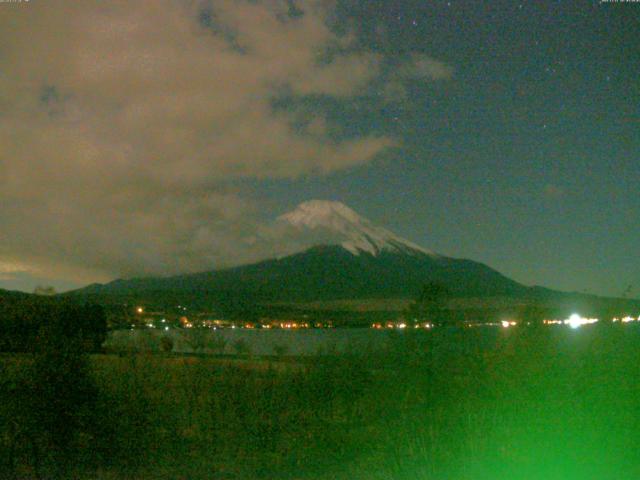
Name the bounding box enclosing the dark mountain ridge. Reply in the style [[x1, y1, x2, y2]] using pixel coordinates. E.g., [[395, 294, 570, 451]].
[[68, 201, 640, 317], [75, 245, 528, 301]]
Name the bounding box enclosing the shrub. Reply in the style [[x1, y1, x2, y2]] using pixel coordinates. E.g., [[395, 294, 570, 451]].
[[233, 338, 251, 356], [160, 336, 174, 353]]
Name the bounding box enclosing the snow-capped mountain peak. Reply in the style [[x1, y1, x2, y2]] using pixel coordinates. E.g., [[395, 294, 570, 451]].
[[278, 200, 435, 257]]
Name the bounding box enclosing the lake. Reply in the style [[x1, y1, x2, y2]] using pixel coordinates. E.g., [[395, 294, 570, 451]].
[[104, 322, 639, 357]]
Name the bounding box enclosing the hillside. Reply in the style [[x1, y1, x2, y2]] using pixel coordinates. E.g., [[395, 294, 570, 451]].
[[68, 201, 640, 317]]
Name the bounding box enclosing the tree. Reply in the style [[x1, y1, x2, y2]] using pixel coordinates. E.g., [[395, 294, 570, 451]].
[[27, 344, 99, 478], [40, 303, 108, 353], [233, 338, 251, 356], [0, 299, 107, 353], [77, 304, 108, 352], [187, 328, 211, 354], [3, 306, 102, 478], [33, 285, 57, 296], [160, 336, 174, 353], [210, 335, 228, 355], [273, 344, 289, 357]]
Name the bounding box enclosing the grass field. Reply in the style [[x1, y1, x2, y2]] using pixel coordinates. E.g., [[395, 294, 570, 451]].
[[1, 324, 640, 479]]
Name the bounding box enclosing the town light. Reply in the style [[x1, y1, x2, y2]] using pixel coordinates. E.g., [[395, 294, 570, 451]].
[[565, 313, 598, 329]]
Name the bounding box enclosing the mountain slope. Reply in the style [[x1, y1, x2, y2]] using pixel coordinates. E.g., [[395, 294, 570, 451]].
[[78, 244, 526, 301], [72, 200, 530, 305], [71, 200, 640, 314]]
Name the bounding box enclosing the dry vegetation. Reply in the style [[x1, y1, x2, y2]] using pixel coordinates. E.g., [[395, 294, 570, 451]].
[[1, 325, 640, 479]]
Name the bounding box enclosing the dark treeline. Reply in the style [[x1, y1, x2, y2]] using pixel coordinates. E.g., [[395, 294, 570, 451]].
[[0, 296, 107, 353], [0, 296, 109, 479]]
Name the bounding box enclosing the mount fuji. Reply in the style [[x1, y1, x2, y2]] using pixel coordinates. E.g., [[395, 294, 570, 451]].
[[72, 200, 536, 307], [276, 200, 435, 257]]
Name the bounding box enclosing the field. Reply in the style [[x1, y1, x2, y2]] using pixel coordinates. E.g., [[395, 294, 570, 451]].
[[1, 324, 640, 479]]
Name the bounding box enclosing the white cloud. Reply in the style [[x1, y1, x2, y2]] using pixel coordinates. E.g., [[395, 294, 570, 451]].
[[381, 54, 454, 104], [0, 261, 31, 281], [402, 54, 454, 81], [0, 0, 451, 283]]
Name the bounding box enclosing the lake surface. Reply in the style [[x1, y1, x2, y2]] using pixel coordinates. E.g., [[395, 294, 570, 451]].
[[105, 323, 639, 357]]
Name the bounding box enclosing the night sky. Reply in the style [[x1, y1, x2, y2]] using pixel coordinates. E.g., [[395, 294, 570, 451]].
[[0, 0, 638, 297]]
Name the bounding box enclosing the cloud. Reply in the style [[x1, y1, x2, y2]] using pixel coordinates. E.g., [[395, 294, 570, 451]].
[[0, 0, 451, 283], [401, 54, 454, 81], [381, 54, 454, 104], [0, 261, 31, 281]]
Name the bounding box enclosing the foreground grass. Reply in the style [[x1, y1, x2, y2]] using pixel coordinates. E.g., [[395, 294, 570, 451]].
[[2, 325, 640, 479]]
